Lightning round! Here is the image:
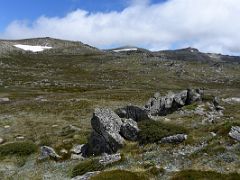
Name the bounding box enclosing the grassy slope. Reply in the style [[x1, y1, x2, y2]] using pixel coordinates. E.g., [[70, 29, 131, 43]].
[[0, 53, 239, 179]]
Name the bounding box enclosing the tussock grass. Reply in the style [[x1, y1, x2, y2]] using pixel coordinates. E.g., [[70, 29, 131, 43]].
[[138, 120, 188, 144], [91, 170, 148, 180], [171, 170, 240, 180], [0, 141, 38, 157], [71, 159, 104, 178]]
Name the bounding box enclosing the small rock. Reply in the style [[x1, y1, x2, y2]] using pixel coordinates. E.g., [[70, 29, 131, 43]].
[[210, 132, 217, 137], [213, 97, 220, 107], [0, 97, 10, 103], [52, 124, 58, 128], [4, 125, 10, 129], [229, 126, 240, 141], [160, 134, 187, 144], [222, 97, 240, 103], [39, 146, 61, 160], [60, 149, 68, 154], [0, 137, 4, 144], [16, 136, 25, 140], [71, 154, 85, 160], [71, 144, 86, 154], [99, 153, 121, 166], [71, 171, 100, 180]]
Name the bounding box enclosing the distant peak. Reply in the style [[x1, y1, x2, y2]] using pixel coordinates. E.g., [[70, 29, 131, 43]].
[[184, 47, 199, 53]]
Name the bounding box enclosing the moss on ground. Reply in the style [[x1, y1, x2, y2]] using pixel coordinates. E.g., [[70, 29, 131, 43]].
[[71, 159, 104, 178], [171, 170, 240, 180], [0, 141, 38, 157], [91, 170, 148, 180]]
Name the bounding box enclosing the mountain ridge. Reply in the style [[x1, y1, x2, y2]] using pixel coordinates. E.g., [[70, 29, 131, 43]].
[[0, 37, 240, 63]]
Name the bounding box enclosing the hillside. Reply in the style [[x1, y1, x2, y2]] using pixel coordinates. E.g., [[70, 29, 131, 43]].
[[0, 37, 102, 56], [0, 38, 240, 180]]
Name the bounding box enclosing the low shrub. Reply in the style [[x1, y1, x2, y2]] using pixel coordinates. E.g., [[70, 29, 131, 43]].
[[0, 141, 38, 157], [71, 159, 104, 178], [138, 120, 188, 144], [171, 170, 240, 180], [91, 170, 148, 180], [210, 121, 240, 137]]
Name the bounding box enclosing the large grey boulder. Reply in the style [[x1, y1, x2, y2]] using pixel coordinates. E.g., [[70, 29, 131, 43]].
[[87, 108, 125, 155], [115, 105, 149, 122], [120, 118, 139, 141], [229, 126, 240, 142], [160, 134, 188, 144]]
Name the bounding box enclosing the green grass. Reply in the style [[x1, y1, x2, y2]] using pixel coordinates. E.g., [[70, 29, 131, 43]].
[[91, 170, 148, 180], [171, 170, 240, 180], [0, 141, 38, 157], [138, 120, 188, 144], [71, 159, 104, 178]]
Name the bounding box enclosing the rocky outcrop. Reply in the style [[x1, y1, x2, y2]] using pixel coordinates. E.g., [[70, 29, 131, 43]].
[[145, 89, 203, 116], [229, 126, 240, 142], [160, 134, 188, 144], [120, 119, 139, 141], [39, 146, 61, 160], [87, 108, 125, 155], [85, 89, 203, 155], [115, 105, 149, 121]]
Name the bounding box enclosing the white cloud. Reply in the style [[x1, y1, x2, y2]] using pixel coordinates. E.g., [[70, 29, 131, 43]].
[[2, 0, 240, 55]]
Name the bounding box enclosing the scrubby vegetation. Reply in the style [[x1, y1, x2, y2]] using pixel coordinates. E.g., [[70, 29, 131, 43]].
[[91, 170, 148, 180], [171, 170, 240, 180], [138, 120, 188, 144], [71, 159, 104, 177], [0, 141, 38, 157]]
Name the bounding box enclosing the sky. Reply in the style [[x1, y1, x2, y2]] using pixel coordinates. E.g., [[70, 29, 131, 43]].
[[0, 0, 240, 55]]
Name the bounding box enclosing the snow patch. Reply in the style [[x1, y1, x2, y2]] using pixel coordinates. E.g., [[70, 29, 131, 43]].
[[14, 44, 52, 52], [113, 48, 138, 52]]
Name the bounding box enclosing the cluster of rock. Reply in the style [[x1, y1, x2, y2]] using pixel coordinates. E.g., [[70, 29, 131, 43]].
[[145, 89, 203, 116], [81, 89, 203, 156]]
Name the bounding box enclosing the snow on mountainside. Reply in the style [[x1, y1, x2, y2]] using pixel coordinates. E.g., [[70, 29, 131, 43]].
[[113, 48, 138, 52], [14, 44, 52, 52]]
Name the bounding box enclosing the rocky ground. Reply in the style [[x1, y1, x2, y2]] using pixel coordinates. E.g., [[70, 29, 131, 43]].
[[0, 38, 240, 179]]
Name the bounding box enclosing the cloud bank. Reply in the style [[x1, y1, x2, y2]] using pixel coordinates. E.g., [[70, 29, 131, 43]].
[[2, 0, 240, 54]]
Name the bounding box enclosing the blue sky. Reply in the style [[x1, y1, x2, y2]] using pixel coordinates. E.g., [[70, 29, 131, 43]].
[[0, 0, 239, 55], [0, 0, 166, 32]]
